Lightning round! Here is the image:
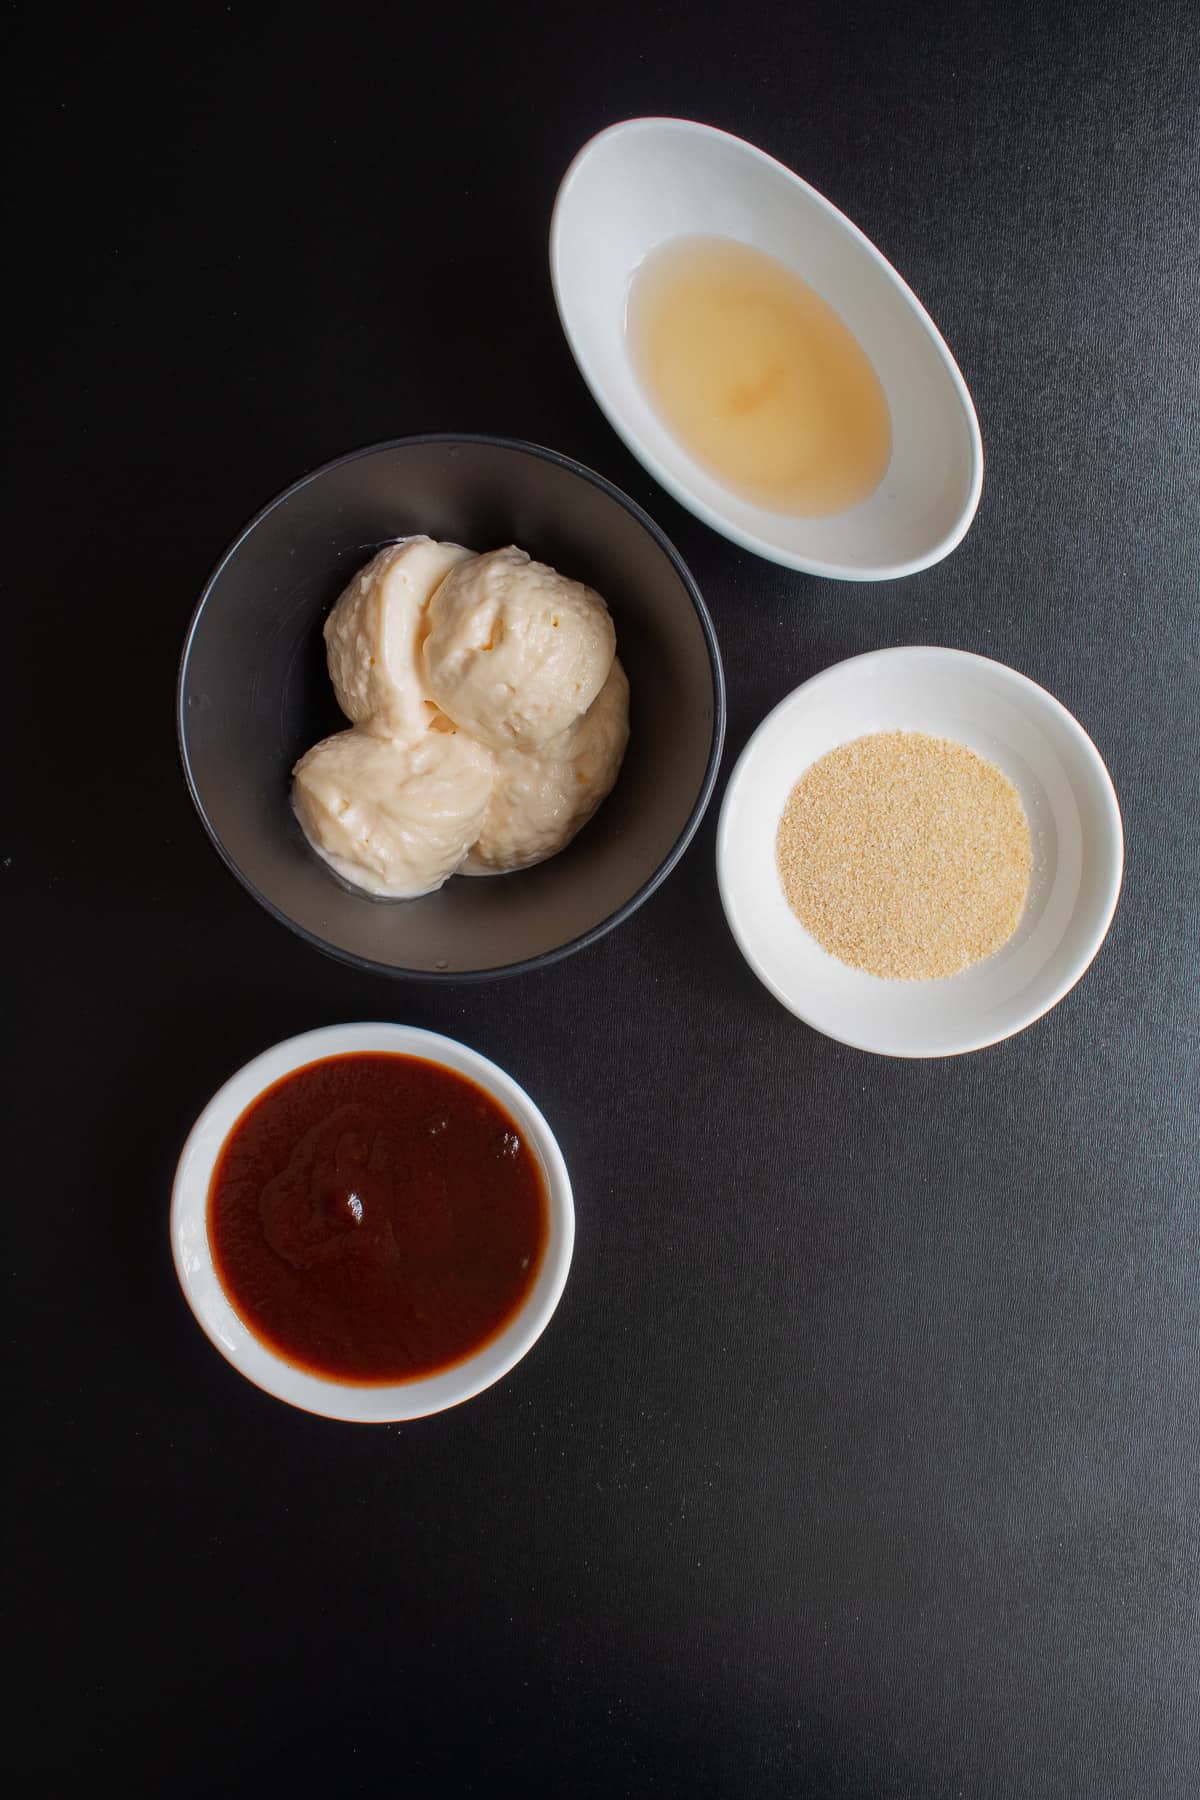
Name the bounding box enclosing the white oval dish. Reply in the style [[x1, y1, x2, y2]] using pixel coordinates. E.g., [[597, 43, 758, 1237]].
[[551, 117, 983, 582], [717, 649, 1123, 1056], [171, 1023, 574, 1421]]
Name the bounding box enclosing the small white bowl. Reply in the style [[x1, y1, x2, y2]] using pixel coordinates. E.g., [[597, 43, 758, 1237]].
[[551, 117, 983, 582], [717, 649, 1123, 1056], [171, 1023, 574, 1421]]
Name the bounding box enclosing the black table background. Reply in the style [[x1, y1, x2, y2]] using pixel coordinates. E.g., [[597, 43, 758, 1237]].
[[7, 1, 1199, 1793]]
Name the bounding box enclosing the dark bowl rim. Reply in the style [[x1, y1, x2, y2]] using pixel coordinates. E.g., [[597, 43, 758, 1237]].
[[177, 431, 727, 983]]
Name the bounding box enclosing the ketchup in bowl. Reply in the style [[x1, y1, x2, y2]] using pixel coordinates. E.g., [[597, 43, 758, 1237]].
[[207, 1053, 548, 1384]]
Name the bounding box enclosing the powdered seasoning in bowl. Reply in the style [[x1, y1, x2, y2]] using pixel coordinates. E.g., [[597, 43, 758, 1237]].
[[775, 730, 1033, 981], [716, 648, 1123, 1057]]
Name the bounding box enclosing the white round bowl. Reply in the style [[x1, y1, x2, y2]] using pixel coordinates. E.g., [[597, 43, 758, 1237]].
[[171, 1023, 575, 1420], [551, 117, 983, 581], [717, 649, 1123, 1056]]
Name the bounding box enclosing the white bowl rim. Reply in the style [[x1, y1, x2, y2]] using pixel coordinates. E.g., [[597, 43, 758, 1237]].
[[170, 1023, 575, 1421], [716, 646, 1125, 1055], [550, 115, 985, 582]]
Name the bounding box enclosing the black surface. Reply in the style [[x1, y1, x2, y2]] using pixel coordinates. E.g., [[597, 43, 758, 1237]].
[[7, 2, 1199, 1795]]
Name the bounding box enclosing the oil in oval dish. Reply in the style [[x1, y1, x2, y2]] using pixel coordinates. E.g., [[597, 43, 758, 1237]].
[[627, 234, 892, 518]]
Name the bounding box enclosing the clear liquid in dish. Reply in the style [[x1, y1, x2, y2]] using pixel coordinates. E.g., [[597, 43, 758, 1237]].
[[627, 234, 892, 518]]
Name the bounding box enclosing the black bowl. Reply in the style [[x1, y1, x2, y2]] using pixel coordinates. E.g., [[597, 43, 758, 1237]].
[[178, 436, 725, 978]]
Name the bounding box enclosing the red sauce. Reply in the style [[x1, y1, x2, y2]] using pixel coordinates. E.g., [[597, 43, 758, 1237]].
[[208, 1053, 548, 1384]]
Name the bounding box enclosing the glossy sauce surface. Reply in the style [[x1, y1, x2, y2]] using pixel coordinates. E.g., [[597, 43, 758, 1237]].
[[208, 1053, 548, 1383], [627, 234, 892, 517]]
